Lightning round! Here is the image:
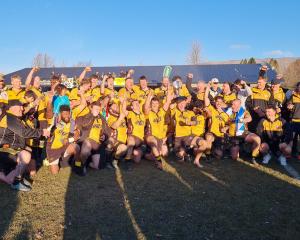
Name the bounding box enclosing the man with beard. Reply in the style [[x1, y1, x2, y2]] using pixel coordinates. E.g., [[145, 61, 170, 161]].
[[46, 105, 80, 174]]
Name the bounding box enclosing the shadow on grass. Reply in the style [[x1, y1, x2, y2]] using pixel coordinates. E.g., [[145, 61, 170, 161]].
[[0, 186, 33, 240], [119, 159, 300, 240], [0, 186, 18, 239], [63, 168, 139, 240]]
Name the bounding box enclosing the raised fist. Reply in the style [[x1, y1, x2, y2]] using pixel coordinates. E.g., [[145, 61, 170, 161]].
[[85, 67, 92, 72], [187, 73, 193, 79]]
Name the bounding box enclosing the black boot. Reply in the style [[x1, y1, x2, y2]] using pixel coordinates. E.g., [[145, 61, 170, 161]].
[[105, 149, 115, 170]]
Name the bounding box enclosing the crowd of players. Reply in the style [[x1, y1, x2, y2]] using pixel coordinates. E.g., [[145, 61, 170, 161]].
[[0, 66, 299, 192]]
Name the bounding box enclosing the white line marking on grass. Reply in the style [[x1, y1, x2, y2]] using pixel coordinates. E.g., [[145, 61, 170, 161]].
[[237, 158, 300, 188], [200, 170, 228, 187], [283, 164, 300, 180]]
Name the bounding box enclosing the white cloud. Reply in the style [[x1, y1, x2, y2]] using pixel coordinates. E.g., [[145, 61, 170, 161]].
[[229, 44, 251, 50], [264, 50, 294, 57]]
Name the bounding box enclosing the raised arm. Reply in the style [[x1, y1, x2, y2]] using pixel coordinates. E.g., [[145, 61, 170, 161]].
[[204, 82, 211, 107], [126, 69, 135, 78], [163, 87, 174, 112], [76, 88, 87, 113], [100, 75, 108, 95], [143, 90, 153, 115], [25, 67, 39, 89], [242, 80, 252, 96], [45, 82, 59, 120], [78, 67, 91, 84], [186, 73, 197, 100], [110, 98, 128, 129]]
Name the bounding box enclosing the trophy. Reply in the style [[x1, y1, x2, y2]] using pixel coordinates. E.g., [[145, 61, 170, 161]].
[[173, 79, 182, 97]]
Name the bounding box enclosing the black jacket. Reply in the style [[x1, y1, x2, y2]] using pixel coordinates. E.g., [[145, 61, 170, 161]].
[[0, 113, 42, 150]]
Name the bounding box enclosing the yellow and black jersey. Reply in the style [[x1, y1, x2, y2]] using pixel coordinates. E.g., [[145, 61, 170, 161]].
[[191, 114, 206, 137], [176, 84, 191, 98], [206, 104, 229, 137], [196, 92, 205, 102], [90, 86, 102, 102], [103, 87, 118, 99], [172, 108, 195, 137], [154, 86, 171, 104], [107, 114, 127, 144], [69, 87, 91, 101], [249, 87, 271, 112], [290, 92, 300, 122], [27, 87, 47, 123], [76, 113, 110, 144], [272, 87, 285, 105], [72, 105, 90, 120], [257, 118, 290, 143], [133, 87, 154, 106], [6, 88, 25, 103], [48, 121, 71, 150], [127, 111, 146, 140], [145, 108, 167, 139], [220, 92, 236, 105], [88, 118, 103, 144], [118, 87, 137, 102], [0, 115, 7, 128]]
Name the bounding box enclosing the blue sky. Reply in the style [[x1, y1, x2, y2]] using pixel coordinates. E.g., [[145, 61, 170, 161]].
[[0, 0, 299, 73]]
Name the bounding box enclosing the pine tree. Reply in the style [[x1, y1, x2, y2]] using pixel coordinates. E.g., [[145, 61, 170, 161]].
[[248, 57, 256, 64]]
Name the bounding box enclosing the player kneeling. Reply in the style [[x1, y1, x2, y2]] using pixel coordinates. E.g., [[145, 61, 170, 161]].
[[189, 100, 211, 168], [144, 90, 173, 169], [75, 100, 111, 175], [172, 96, 205, 165], [106, 98, 129, 169], [46, 105, 80, 174], [226, 99, 261, 164], [124, 99, 146, 169], [257, 105, 292, 166]]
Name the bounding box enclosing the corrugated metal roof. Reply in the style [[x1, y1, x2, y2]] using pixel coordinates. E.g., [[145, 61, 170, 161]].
[[3, 64, 276, 85]]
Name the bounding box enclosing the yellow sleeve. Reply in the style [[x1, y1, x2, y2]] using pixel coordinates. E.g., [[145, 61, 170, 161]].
[[182, 85, 191, 97], [69, 88, 79, 100]]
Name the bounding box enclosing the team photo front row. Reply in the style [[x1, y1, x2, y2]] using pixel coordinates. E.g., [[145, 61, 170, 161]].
[[0, 66, 298, 192]]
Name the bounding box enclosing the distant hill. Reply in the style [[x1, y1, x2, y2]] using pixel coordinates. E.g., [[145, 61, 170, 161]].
[[204, 57, 299, 73]]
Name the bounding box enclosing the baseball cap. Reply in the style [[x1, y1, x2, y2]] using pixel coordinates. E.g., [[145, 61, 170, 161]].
[[211, 78, 219, 84]]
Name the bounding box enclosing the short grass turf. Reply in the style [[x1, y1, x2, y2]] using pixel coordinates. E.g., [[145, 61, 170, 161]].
[[1, 158, 300, 240]]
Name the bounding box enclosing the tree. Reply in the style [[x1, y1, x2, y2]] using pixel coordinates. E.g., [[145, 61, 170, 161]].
[[32, 53, 55, 68], [248, 57, 256, 64], [73, 60, 93, 67], [187, 41, 201, 65], [240, 58, 248, 64], [269, 58, 279, 70], [284, 59, 300, 88]]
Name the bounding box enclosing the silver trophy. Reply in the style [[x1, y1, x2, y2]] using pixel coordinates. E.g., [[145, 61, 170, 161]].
[[173, 80, 182, 97]]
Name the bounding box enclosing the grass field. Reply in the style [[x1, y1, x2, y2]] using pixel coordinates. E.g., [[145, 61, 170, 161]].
[[1, 157, 300, 240]]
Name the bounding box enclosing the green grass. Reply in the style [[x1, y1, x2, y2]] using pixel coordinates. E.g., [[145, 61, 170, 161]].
[[1, 158, 300, 240]]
